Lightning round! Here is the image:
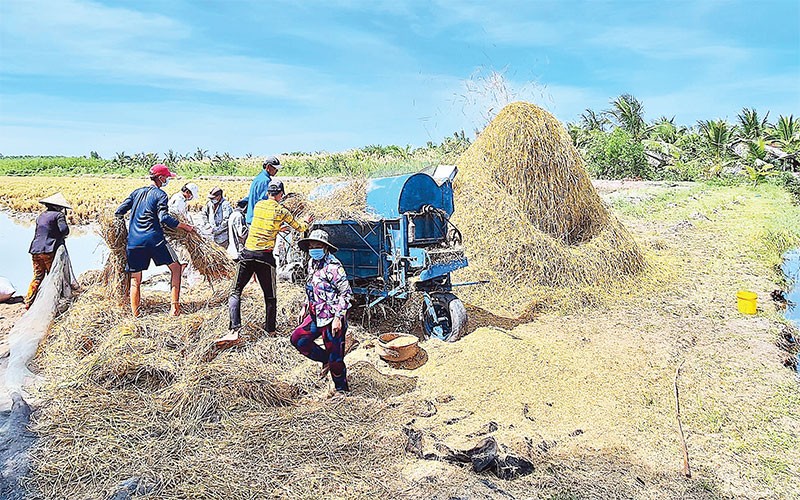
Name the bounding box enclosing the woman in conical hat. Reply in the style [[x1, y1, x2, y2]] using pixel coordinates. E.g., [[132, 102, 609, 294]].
[[25, 192, 72, 309]]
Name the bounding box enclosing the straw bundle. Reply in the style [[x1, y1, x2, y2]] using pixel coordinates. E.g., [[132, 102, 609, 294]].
[[452, 102, 645, 313], [164, 214, 235, 280], [97, 213, 128, 301]]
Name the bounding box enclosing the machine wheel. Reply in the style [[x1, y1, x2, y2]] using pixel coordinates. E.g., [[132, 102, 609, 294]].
[[421, 292, 468, 342]]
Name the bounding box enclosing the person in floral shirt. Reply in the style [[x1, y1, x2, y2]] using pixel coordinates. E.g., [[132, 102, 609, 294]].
[[291, 229, 353, 393]]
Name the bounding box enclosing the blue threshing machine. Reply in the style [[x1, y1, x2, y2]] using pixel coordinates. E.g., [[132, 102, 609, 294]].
[[309, 166, 476, 341]]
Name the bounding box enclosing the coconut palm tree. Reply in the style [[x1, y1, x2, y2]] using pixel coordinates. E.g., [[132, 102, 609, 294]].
[[164, 149, 180, 166], [769, 115, 798, 148], [194, 148, 209, 161], [144, 152, 160, 167], [744, 138, 776, 185], [736, 107, 770, 140], [579, 109, 610, 132], [608, 94, 649, 141], [650, 116, 680, 144], [112, 151, 131, 169], [567, 123, 591, 149], [698, 119, 734, 175]]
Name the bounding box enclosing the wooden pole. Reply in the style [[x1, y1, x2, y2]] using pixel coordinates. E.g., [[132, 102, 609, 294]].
[[675, 359, 691, 478]]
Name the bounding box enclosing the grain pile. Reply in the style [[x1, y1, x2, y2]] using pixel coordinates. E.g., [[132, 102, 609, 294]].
[[451, 102, 645, 314]]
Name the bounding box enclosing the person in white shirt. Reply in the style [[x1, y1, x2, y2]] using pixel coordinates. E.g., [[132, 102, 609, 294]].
[[168, 183, 199, 217], [167, 182, 199, 278]]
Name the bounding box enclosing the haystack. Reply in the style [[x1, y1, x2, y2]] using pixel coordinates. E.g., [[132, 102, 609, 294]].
[[452, 102, 645, 314]]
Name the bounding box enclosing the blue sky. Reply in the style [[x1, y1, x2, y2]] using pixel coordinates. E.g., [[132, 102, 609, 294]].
[[1, 0, 798, 157]]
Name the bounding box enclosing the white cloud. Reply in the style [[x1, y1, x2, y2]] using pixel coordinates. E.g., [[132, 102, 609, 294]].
[[589, 26, 752, 63], [0, 0, 328, 101]]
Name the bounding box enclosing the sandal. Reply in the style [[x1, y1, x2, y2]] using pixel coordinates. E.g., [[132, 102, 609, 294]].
[[214, 331, 243, 350]]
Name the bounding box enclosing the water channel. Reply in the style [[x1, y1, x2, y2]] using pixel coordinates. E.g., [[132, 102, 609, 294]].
[[0, 211, 108, 292]]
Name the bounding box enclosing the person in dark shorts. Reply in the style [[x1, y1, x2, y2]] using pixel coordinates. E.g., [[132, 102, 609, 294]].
[[115, 164, 195, 317]]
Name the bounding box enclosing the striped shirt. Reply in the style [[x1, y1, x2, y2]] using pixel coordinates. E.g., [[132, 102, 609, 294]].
[[245, 199, 308, 252]]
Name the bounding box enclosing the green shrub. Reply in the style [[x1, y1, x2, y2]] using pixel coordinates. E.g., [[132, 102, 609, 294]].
[[585, 129, 651, 179], [660, 160, 703, 181], [776, 172, 800, 203]]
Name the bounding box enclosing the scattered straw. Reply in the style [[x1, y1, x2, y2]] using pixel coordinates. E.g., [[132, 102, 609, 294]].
[[29, 282, 413, 498]]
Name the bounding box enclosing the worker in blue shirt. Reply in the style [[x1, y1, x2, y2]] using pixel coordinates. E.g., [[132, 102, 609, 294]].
[[115, 164, 195, 317], [245, 155, 282, 224]]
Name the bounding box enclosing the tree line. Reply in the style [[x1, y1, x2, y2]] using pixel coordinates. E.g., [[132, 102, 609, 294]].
[[567, 94, 799, 185]]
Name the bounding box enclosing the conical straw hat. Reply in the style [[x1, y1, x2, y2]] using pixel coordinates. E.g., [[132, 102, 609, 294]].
[[39, 192, 73, 210]]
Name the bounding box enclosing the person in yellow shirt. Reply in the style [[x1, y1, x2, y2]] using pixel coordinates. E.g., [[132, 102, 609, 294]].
[[218, 180, 310, 347]]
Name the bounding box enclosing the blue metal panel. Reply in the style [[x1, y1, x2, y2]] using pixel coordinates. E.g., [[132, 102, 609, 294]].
[[366, 173, 455, 219], [419, 256, 469, 281], [441, 180, 455, 215], [311, 220, 386, 280], [398, 174, 450, 215], [365, 174, 413, 219]]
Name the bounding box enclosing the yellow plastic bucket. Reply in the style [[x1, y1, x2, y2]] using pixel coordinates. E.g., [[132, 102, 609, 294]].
[[736, 291, 758, 315]]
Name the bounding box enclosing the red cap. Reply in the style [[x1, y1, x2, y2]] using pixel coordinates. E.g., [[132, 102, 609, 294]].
[[149, 164, 176, 177]]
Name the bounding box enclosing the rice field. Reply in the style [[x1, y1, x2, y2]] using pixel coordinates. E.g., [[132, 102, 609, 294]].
[[0, 176, 320, 225]]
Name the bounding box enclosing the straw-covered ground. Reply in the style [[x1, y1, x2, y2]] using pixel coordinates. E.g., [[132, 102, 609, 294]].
[[12, 179, 798, 499]]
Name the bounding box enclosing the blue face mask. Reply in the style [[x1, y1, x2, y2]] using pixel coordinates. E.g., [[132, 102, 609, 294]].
[[309, 248, 326, 261]]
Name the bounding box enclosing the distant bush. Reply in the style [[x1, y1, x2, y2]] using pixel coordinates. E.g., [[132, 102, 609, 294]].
[[659, 160, 704, 181], [0, 132, 471, 178], [585, 129, 651, 179], [777, 171, 800, 203], [0, 156, 111, 176]]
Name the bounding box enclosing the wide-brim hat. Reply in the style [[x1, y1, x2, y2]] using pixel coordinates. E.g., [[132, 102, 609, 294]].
[[297, 228, 338, 253], [39, 192, 72, 210]]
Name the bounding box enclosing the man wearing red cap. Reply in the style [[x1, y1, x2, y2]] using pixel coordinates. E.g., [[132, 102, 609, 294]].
[[115, 164, 195, 317]]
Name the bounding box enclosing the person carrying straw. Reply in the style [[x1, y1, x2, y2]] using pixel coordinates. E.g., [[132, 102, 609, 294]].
[[217, 180, 310, 347], [290, 229, 353, 394], [115, 164, 195, 317]]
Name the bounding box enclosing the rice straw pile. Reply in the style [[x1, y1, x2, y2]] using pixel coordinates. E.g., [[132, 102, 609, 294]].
[[97, 213, 129, 301], [304, 178, 374, 222], [164, 214, 235, 280], [28, 282, 414, 498], [451, 102, 645, 314]]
